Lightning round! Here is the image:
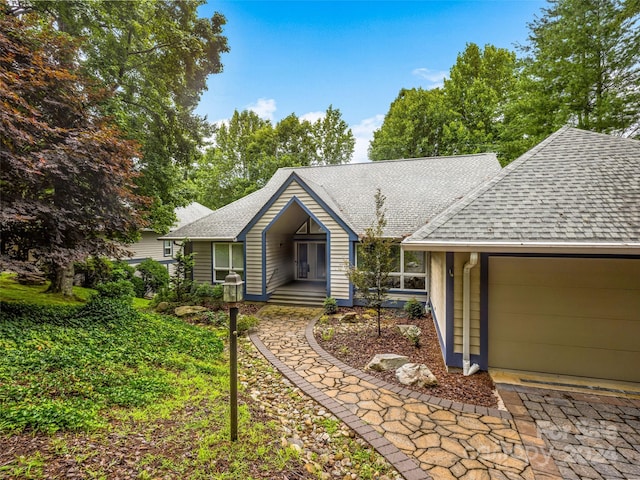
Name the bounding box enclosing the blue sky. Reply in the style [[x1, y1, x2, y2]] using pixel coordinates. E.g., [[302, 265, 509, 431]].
[[196, 0, 547, 162]]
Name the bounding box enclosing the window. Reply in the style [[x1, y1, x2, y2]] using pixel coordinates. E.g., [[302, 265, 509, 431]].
[[212, 243, 244, 283], [163, 240, 172, 257], [296, 217, 324, 235], [355, 244, 427, 291]]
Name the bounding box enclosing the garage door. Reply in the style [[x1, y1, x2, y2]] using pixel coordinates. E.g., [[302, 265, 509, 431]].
[[488, 257, 640, 383]]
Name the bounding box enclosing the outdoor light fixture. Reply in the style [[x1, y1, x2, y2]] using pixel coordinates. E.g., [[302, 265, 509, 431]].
[[223, 271, 244, 304], [223, 271, 244, 441]]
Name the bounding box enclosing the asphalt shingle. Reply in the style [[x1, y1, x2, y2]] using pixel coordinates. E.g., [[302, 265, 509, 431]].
[[405, 127, 640, 245], [164, 154, 501, 240]]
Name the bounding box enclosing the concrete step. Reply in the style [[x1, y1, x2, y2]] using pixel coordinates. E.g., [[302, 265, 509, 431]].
[[268, 293, 325, 306]]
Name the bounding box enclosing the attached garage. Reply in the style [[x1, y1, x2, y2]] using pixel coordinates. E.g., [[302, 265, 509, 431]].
[[488, 256, 640, 383]]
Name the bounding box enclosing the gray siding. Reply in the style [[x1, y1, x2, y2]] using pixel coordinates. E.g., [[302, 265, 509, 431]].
[[245, 181, 351, 300], [453, 252, 481, 356], [430, 252, 448, 347], [130, 232, 168, 263], [191, 241, 212, 284]]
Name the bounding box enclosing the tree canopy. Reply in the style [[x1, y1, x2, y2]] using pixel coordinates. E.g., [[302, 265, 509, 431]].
[[15, 0, 229, 232], [371, 0, 639, 164], [501, 0, 640, 159], [0, 9, 148, 288], [192, 106, 355, 209], [369, 43, 516, 162]]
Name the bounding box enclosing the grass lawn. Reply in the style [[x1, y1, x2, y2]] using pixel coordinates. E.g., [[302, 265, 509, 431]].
[[0, 275, 395, 479], [0, 273, 94, 305]]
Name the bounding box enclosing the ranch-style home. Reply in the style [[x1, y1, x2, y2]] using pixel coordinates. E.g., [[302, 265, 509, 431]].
[[162, 154, 502, 305], [164, 127, 640, 383]]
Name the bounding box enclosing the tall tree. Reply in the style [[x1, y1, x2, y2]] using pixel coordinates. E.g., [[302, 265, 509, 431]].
[[346, 189, 394, 337], [310, 105, 356, 165], [193, 106, 355, 209], [369, 88, 451, 160], [17, 0, 229, 232], [369, 43, 516, 161], [0, 8, 148, 295], [443, 43, 516, 156], [502, 0, 640, 159]]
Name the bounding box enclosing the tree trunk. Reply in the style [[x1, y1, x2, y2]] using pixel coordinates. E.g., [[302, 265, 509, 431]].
[[47, 263, 75, 297]]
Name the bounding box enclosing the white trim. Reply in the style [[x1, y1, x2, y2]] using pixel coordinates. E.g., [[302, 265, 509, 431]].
[[212, 242, 244, 283], [402, 240, 640, 255]]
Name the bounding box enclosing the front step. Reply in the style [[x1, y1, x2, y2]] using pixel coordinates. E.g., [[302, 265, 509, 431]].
[[268, 290, 326, 307]]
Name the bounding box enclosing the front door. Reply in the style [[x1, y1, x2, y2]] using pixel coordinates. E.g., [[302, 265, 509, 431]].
[[296, 242, 326, 280]]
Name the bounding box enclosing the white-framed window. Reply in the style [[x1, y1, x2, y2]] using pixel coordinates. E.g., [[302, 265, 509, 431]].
[[212, 243, 244, 283], [355, 244, 427, 291], [163, 240, 173, 257]]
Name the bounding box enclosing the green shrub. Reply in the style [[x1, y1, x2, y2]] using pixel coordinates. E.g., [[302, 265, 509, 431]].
[[403, 298, 425, 320], [236, 314, 259, 335], [200, 310, 228, 327], [136, 258, 170, 296], [110, 261, 136, 282], [192, 282, 223, 308], [130, 276, 146, 298], [74, 257, 113, 288], [323, 296, 338, 315], [94, 280, 135, 301]]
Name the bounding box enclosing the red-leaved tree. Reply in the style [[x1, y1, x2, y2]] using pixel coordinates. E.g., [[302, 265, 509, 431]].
[[0, 6, 149, 295]]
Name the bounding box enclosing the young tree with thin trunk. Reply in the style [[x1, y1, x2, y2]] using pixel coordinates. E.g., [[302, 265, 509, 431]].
[[346, 189, 394, 336]]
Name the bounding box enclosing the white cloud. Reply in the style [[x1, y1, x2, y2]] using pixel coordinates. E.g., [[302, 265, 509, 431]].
[[412, 68, 448, 89], [350, 114, 384, 164], [247, 98, 277, 121], [300, 111, 325, 123]]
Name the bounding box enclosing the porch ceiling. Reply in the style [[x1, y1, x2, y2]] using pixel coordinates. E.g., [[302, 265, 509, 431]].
[[268, 201, 310, 235]]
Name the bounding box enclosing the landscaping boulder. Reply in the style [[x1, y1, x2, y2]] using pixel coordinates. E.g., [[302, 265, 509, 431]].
[[396, 363, 438, 387], [366, 353, 409, 372], [397, 324, 422, 338], [155, 301, 170, 313], [174, 305, 208, 317], [339, 312, 358, 323]]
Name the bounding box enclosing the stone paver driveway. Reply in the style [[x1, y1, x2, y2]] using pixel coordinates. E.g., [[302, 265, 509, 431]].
[[499, 384, 640, 480], [250, 306, 640, 480]]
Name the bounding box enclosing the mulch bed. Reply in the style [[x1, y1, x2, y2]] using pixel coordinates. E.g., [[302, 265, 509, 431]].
[[315, 307, 498, 408]]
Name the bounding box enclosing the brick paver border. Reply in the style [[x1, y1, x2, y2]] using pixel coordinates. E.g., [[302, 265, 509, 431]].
[[249, 330, 431, 480], [304, 318, 513, 421]]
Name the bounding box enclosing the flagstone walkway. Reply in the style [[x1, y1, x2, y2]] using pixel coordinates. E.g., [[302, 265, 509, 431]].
[[250, 305, 559, 480]]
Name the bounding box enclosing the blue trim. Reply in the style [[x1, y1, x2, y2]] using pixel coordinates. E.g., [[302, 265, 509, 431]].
[[261, 196, 332, 298], [126, 258, 175, 266], [336, 298, 352, 307], [479, 253, 489, 370], [245, 293, 269, 302], [484, 252, 640, 260], [346, 241, 355, 306], [445, 252, 456, 367], [429, 299, 448, 366], [237, 172, 358, 242]]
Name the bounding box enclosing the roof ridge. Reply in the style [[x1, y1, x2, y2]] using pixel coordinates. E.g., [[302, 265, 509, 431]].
[[277, 152, 497, 172]]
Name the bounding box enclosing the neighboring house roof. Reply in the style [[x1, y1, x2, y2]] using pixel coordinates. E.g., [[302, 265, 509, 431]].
[[404, 127, 640, 253], [163, 154, 501, 240], [173, 202, 214, 230]]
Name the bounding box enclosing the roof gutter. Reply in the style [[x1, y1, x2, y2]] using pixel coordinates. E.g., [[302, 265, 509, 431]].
[[402, 241, 640, 255], [462, 253, 480, 376], [158, 236, 238, 242]]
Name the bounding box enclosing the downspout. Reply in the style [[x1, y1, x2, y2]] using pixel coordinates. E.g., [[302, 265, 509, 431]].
[[463, 252, 480, 376]]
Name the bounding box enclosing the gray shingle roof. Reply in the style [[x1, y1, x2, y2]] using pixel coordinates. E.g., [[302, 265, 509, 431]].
[[164, 154, 501, 240], [405, 127, 640, 246], [173, 202, 214, 230]]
